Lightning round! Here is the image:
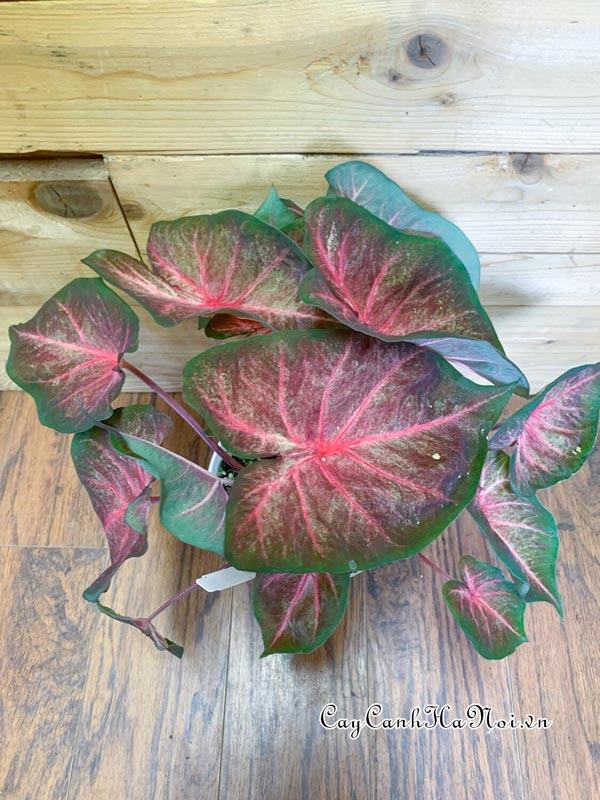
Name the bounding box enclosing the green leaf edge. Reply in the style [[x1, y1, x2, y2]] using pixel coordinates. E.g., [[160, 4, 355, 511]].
[[183, 329, 515, 573], [254, 573, 351, 657], [6, 277, 140, 433]]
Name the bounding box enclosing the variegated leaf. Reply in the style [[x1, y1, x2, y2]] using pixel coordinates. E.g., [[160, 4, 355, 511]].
[[469, 450, 562, 613], [7, 278, 139, 433], [443, 556, 528, 660], [253, 571, 349, 655], [184, 329, 512, 573], [490, 363, 600, 495]]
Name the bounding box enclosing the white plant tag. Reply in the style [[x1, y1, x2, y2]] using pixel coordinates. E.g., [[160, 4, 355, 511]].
[[196, 566, 257, 592], [196, 566, 362, 592]]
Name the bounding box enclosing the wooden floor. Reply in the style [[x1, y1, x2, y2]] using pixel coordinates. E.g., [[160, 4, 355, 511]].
[[0, 390, 598, 800]]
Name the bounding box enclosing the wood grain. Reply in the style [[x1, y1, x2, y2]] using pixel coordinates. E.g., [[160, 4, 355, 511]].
[[509, 447, 600, 799], [0, 390, 110, 546], [0, 546, 105, 800], [365, 517, 524, 799], [1, 1, 600, 154], [108, 153, 600, 255], [218, 576, 370, 800], [67, 395, 233, 800]]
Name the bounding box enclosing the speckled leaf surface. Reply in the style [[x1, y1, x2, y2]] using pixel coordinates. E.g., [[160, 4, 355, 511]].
[[71, 405, 171, 601], [326, 160, 480, 287], [6, 278, 139, 433], [184, 330, 512, 573], [253, 571, 349, 655], [490, 364, 600, 495], [113, 431, 227, 554], [469, 450, 562, 612], [443, 556, 528, 659], [84, 210, 326, 330], [300, 197, 499, 348]]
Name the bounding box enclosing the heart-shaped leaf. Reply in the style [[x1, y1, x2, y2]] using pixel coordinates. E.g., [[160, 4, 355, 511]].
[[300, 197, 496, 345], [71, 404, 172, 601], [95, 601, 184, 658], [110, 431, 227, 554], [300, 197, 522, 390], [469, 450, 562, 613], [6, 278, 139, 433], [326, 160, 480, 287], [83, 210, 326, 331], [184, 330, 512, 573], [253, 571, 350, 655], [204, 313, 271, 340], [490, 364, 600, 495], [443, 556, 528, 659]]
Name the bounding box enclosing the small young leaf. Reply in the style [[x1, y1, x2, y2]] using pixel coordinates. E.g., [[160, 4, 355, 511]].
[[469, 450, 562, 613], [326, 160, 480, 287], [255, 186, 300, 230], [95, 601, 184, 658], [253, 571, 350, 655], [110, 431, 227, 554], [490, 363, 600, 495], [443, 556, 528, 660], [71, 404, 172, 601], [6, 277, 139, 433], [204, 313, 271, 340], [184, 329, 512, 574], [84, 211, 327, 331], [301, 197, 498, 347]]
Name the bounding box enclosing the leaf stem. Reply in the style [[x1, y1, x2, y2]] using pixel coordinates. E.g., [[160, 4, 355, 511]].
[[121, 358, 242, 471], [146, 582, 200, 622], [418, 553, 452, 581]]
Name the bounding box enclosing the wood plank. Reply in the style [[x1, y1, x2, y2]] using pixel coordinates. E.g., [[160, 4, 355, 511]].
[[108, 153, 600, 255], [2, 1, 600, 154], [365, 516, 525, 800], [0, 159, 214, 391], [0, 546, 105, 800], [67, 396, 232, 800], [509, 448, 600, 799], [0, 390, 114, 546], [218, 576, 370, 800]]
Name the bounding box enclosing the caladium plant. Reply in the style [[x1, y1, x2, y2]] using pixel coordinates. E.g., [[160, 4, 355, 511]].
[[7, 161, 599, 662]]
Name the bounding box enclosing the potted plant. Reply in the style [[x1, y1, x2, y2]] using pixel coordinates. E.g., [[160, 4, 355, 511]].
[[7, 161, 599, 660]]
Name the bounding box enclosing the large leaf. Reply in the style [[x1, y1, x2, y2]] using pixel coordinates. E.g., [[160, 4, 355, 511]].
[[490, 364, 600, 495], [6, 278, 139, 433], [443, 556, 528, 659], [326, 160, 480, 287], [253, 571, 350, 655], [95, 601, 184, 658], [83, 210, 326, 331], [111, 431, 227, 554], [183, 329, 513, 573], [469, 450, 562, 613], [300, 197, 523, 391], [71, 404, 171, 601]]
